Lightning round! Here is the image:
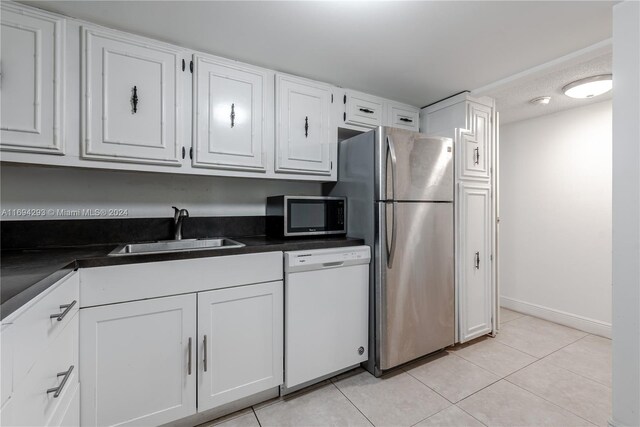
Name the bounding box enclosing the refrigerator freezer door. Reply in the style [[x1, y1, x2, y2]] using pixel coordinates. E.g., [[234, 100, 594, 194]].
[[375, 127, 454, 202], [376, 201, 455, 370]]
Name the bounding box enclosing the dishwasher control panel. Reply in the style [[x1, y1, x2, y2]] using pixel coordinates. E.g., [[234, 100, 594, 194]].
[[284, 246, 371, 273]]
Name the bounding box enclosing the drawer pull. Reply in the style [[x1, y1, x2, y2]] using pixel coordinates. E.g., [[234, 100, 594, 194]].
[[188, 337, 192, 375], [47, 365, 74, 398], [399, 117, 413, 123], [50, 300, 77, 321], [359, 107, 375, 114], [203, 335, 208, 372]]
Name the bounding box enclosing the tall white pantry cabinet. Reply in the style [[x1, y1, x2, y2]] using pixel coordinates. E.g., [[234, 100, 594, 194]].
[[420, 93, 499, 343]]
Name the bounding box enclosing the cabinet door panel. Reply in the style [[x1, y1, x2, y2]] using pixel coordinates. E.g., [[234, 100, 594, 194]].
[[82, 26, 183, 165], [458, 103, 491, 181], [198, 281, 283, 411], [276, 74, 332, 175], [193, 55, 267, 171], [80, 294, 196, 427], [458, 183, 492, 343], [0, 4, 64, 154], [387, 103, 419, 131], [345, 91, 383, 128]]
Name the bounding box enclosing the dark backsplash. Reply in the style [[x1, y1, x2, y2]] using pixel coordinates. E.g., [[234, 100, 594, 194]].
[[1, 216, 266, 250]]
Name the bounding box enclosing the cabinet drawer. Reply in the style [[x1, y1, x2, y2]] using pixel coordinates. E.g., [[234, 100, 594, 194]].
[[9, 313, 78, 427], [344, 92, 383, 128], [1, 324, 13, 406], [387, 104, 419, 131], [80, 251, 283, 307], [10, 272, 79, 391]]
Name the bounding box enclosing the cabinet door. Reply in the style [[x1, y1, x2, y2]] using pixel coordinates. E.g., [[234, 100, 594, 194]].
[[198, 281, 283, 411], [386, 103, 419, 132], [80, 294, 196, 427], [344, 91, 383, 128], [193, 55, 268, 172], [0, 4, 64, 154], [458, 102, 492, 181], [81, 26, 183, 166], [457, 183, 492, 343], [275, 74, 333, 175]]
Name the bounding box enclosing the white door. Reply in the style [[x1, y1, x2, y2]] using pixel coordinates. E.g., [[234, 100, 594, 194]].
[[457, 183, 492, 343], [457, 102, 492, 181], [80, 294, 196, 427], [0, 4, 64, 154], [275, 74, 333, 175], [193, 54, 268, 172], [81, 26, 184, 166], [198, 281, 283, 411]]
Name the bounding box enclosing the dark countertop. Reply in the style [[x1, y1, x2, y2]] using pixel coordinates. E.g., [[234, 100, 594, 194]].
[[1, 236, 365, 321]]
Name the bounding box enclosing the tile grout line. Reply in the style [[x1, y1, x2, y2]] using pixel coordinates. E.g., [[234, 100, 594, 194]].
[[329, 379, 376, 427], [454, 404, 490, 427], [540, 333, 613, 389], [251, 407, 262, 427], [503, 378, 599, 426]]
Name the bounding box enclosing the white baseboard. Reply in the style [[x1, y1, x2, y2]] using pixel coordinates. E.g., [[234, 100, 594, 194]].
[[500, 296, 612, 338]]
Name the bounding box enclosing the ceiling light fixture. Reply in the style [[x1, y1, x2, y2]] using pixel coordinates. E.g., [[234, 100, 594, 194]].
[[530, 96, 551, 105], [562, 74, 612, 99]]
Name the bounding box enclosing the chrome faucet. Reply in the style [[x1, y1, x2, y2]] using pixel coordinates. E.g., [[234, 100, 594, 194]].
[[172, 206, 189, 240]]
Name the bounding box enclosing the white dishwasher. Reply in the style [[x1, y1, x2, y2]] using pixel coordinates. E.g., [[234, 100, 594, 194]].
[[284, 245, 370, 391]]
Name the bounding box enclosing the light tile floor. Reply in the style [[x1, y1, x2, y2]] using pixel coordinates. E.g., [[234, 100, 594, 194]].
[[201, 308, 611, 427]]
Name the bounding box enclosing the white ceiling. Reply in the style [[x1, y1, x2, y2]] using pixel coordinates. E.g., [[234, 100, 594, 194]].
[[479, 47, 612, 124], [22, 1, 614, 107]]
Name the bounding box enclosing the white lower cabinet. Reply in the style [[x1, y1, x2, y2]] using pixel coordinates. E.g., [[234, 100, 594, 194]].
[[80, 294, 197, 427], [79, 262, 284, 427], [198, 281, 283, 411], [457, 183, 493, 343]]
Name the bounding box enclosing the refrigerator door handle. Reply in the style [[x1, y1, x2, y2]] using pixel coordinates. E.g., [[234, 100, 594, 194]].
[[385, 135, 398, 269], [387, 201, 398, 268], [386, 135, 398, 200]]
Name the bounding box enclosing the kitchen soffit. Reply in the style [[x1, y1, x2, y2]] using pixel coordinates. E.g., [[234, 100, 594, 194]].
[[21, 1, 613, 107]]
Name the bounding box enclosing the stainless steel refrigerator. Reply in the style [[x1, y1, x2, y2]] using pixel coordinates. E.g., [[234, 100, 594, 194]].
[[327, 126, 454, 376]]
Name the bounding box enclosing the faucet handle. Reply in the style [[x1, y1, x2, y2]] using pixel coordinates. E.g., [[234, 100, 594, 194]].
[[172, 206, 180, 222]]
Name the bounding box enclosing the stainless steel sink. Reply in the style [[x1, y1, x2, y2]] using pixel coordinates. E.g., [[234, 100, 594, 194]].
[[108, 238, 245, 256]]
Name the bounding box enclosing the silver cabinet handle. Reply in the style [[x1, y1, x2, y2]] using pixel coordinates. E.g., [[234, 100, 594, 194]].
[[50, 300, 76, 321], [203, 335, 207, 372], [230, 103, 235, 128], [188, 337, 192, 375], [474, 147, 480, 165], [47, 365, 74, 398], [475, 252, 480, 270], [359, 107, 374, 114], [386, 136, 398, 269]]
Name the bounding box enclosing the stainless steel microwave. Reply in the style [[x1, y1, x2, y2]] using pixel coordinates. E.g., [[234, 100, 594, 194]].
[[266, 196, 347, 237]]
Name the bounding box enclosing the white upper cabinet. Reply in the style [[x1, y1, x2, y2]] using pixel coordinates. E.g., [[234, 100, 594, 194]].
[[386, 102, 419, 131], [343, 90, 383, 128], [275, 73, 334, 176], [0, 3, 64, 154], [458, 102, 492, 181], [192, 54, 269, 172], [81, 26, 184, 166]]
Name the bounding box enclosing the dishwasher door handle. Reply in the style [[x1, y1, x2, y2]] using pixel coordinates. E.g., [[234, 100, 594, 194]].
[[322, 261, 344, 268]]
